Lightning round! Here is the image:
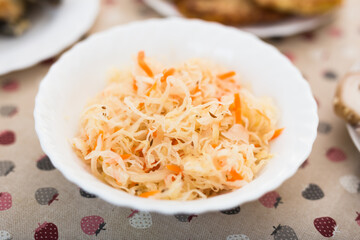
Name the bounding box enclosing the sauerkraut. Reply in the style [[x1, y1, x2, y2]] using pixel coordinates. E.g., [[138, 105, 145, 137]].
[[72, 51, 283, 200]]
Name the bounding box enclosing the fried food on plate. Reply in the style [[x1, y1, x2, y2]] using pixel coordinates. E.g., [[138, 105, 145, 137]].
[[0, 0, 60, 36], [0, 0, 24, 22], [253, 0, 343, 15], [174, 0, 288, 26], [334, 73, 360, 125]]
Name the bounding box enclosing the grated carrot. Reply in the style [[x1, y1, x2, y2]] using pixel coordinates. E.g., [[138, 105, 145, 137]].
[[137, 51, 154, 78], [234, 93, 241, 124], [161, 68, 175, 82], [271, 128, 284, 141], [217, 71, 236, 80], [228, 168, 243, 182], [146, 82, 157, 97], [229, 102, 235, 111], [120, 154, 131, 160], [139, 190, 160, 198], [132, 78, 138, 92], [194, 85, 201, 93], [166, 164, 182, 174]]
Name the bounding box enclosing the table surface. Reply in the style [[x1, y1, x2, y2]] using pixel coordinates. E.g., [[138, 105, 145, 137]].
[[1, 0, 360, 239]]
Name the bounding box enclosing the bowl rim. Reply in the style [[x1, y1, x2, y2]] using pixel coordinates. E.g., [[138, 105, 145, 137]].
[[34, 18, 318, 214]]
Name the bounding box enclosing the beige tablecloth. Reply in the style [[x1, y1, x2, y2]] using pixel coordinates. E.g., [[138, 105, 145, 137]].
[[1, 0, 360, 239]]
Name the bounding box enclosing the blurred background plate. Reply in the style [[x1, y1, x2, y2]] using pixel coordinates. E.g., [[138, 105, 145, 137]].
[[143, 0, 334, 38], [0, 0, 100, 75], [345, 61, 360, 152], [347, 124, 360, 152]]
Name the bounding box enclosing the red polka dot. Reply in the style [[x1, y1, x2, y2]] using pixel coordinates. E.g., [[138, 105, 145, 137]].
[[328, 27, 342, 37], [0, 131, 15, 145], [103, 0, 116, 5], [2, 80, 19, 92], [326, 147, 347, 162], [283, 52, 295, 63], [0, 192, 12, 211]]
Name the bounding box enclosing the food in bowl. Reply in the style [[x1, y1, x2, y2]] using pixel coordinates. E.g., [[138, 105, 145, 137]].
[[72, 51, 283, 200], [171, 0, 342, 26], [0, 0, 60, 36], [173, 0, 287, 25], [253, 0, 343, 15]]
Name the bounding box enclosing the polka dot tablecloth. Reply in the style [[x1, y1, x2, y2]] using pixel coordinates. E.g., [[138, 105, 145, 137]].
[[1, 0, 360, 239]]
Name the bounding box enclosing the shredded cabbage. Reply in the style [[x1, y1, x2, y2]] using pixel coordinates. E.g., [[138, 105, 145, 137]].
[[72, 51, 281, 200]]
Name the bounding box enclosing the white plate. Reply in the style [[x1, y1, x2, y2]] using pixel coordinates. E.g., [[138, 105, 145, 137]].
[[347, 124, 360, 152], [34, 18, 318, 214], [143, 0, 334, 38], [0, 0, 100, 75]]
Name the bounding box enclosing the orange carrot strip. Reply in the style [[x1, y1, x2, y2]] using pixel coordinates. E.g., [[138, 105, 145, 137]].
[[217, 71, 236, 80], [152, 130, 157, 138], [228, 168, 243, 182], [139, 190, 160, 198], [211, 143, 218, 148], [146, 82, 157, 97], [271, 128, 284, 141], [128, 182, 137, 188], [137, 51, 154, 78], [229, 102, 235, 111], [133, 78, 138, 92], [120, 154, 131, 160], [161, 68, 175, 82], [166, 164, 182, 174], [234, 93, 241, 124], [194, 85, 201, 93]]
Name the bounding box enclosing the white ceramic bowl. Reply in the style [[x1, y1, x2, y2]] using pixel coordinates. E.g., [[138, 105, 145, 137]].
[[34, 18, 318, 214]]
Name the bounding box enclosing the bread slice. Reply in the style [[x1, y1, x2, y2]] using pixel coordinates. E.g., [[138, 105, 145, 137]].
[[334, 72, 360, 125]]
